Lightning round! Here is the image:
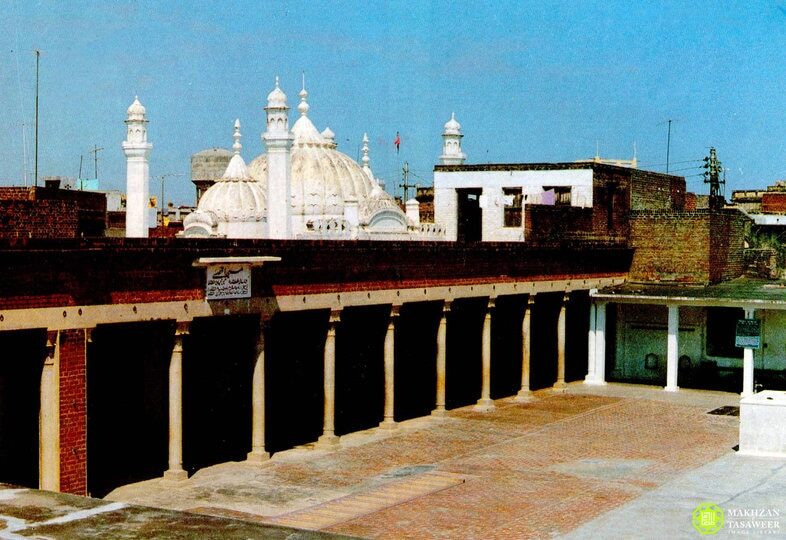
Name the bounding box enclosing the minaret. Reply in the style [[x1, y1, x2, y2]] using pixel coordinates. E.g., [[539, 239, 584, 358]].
[[123, 96, 153, 237], [439, 112, 466, 165], [263, 77, 294, 239]]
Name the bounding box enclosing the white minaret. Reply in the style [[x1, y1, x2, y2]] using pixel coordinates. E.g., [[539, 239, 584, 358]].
[[439, 112, 466, 165], [263, 77, 294, 239], [123, 96, 153, 237]]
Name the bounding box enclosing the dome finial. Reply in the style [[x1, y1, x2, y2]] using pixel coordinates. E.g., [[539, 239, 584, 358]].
[[298, 71, 309, 116], [233, 118, 242, 155], [361, 132, 370, 166]]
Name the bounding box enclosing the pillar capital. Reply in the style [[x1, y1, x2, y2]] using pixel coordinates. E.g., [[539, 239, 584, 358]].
[[329, 309, 342, 326], [527, 294, 536, 307], [442, 300, 452, 314], [175, 321, 190, 336], [390, 305, 401, 320], [562, 292, 571, 304], [487, 297, 496, 311]]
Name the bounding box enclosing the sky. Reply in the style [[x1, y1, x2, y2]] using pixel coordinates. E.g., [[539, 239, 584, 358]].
[[2, 1, 786, 205]]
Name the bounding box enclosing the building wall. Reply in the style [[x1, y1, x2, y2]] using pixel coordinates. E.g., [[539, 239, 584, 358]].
[[0, 187, 106, 238], [629, 209, 748, 284], [613, 304, 703, 383], [761, 192, 786, 214], [630, 170, 685, 211], [433, 167, 593, 241]]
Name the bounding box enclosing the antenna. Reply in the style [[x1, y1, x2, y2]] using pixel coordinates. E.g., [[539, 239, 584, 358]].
[[703, 147, 724, 210], [78, 155, 83, 189], [34, 49, 40, 187], [399, 161, 418, 202], [90, 145, 104, 180], [658, 118, 680, 173]]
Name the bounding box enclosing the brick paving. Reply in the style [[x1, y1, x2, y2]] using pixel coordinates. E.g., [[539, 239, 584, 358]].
[[108, 386, 740, 539]]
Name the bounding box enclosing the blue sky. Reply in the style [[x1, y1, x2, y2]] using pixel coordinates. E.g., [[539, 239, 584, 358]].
[[2, 1, 786, 205]]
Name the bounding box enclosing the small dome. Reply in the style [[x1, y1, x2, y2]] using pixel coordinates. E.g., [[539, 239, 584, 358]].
[[127, 96, 146, 119], [443, 112, 461, 135], [321, 127, 337, 149], [266, 77, 288, 109], [197, 177, 266, 221]]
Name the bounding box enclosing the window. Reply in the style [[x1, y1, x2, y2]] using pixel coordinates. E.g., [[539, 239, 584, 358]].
[[503, 187, 523, 227], [705, 307, 744, 359], [542, 186, 572, 206]]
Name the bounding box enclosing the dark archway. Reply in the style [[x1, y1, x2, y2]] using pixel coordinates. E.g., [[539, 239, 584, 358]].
[[491, 295, 526, 399], [265, 309, 326, 453], [446, 297, 486, 409], [335, 305, 387, 436], [182, 315, 256, 475], [0, 329, 45, 488], [530, 292, 561, 390], [395, 301, 441, 421], [566, 291, 590, 383], [87, 321, 171, 497]]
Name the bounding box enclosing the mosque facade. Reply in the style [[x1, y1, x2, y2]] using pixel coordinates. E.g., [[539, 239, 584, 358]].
[[173, 79, 446, 241]]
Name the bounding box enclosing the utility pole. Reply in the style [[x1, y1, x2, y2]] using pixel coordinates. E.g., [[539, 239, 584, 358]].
[[91, 145, 103, 180], [703, 147, 725, 210], [78, 155, 83, 190], [666, 119, 672, 173], [398, 161, 417, 202], [34, 49, 40, 187]]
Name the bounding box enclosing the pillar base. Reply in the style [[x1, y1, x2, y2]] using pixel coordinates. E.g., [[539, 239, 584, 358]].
[[741, 391, 753, 399], [378, 419, 397, 430], [664, 385, 679, 393], [553, 380, 567, 390], [246, 450, 270, 463], [162, 469, 188, 483], [316, 433, 340, 448], [584, 378, 607, 386], [513, 390, 534, 403], [474, 398, 496, 412], [431, 408, 448, 418]]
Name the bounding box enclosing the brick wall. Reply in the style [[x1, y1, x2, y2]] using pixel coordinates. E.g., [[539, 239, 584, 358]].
[[709, 210, 748, 282], [630, 170, 685, 211], [59, 329, 87, 495], [0, 187, 106, 238], [629, 209, 749, 284], [762, 192, 786, 214]]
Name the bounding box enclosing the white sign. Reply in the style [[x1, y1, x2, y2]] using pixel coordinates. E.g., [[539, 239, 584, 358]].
[[205, 264, 251, 300]]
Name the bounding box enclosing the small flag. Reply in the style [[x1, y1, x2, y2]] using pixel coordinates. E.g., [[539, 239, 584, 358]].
[[394, 132, 400, 153]]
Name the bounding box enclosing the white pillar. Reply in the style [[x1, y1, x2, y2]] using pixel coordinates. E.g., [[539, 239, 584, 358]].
[[554, 293, 569, 390], [432, 301, 449, 417], [475, 298, 495, 411], [665, 304, 679, 392], [247, 320, 270, 462], [742, 308, 755, 398], [163, 322, 189, 481], [39, 331, 60, 492], [380, 306, 399, 429], [593, 302, 607, 385], [585, 300, 597, 384], [263, 78, 294, 239], [317, 310, 341, 447], [515, 295, 535, 402]]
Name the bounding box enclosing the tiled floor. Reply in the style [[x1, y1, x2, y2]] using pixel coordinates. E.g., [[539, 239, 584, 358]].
[[108, 384, 741, 539]]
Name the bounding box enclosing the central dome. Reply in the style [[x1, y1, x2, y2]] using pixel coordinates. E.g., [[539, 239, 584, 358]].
[[248, 113, 393, 220]]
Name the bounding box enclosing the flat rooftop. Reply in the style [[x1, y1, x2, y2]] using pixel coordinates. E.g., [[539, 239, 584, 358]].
[[6, 385, 783, 538]]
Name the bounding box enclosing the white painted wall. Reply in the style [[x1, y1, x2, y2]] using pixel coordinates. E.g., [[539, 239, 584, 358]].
[[434, 169, 593, 242]]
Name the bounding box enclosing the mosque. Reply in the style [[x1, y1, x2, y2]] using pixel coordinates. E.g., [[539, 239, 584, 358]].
[[178, 78, 451, 240]]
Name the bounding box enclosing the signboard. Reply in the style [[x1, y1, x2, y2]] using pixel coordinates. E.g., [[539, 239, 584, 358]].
[[205, 264, 251, 300], [735, 318, 761, 349]]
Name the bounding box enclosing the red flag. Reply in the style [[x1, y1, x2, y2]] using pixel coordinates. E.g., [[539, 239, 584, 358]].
[[394, 132, 400, 153]]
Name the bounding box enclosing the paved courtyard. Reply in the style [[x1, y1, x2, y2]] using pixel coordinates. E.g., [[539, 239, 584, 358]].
[[102, 383, 765, 539]]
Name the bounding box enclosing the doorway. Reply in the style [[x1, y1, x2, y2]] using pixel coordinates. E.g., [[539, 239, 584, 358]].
[[456, 188, 482, 242]]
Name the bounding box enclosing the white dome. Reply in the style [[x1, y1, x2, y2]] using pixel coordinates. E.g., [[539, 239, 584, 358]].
[[127, 96, 146, 120], [198, 154, 266, 221], [443, 112, 461, 135], [266, 77, 288, 109], [249, 116, 399, 220]]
